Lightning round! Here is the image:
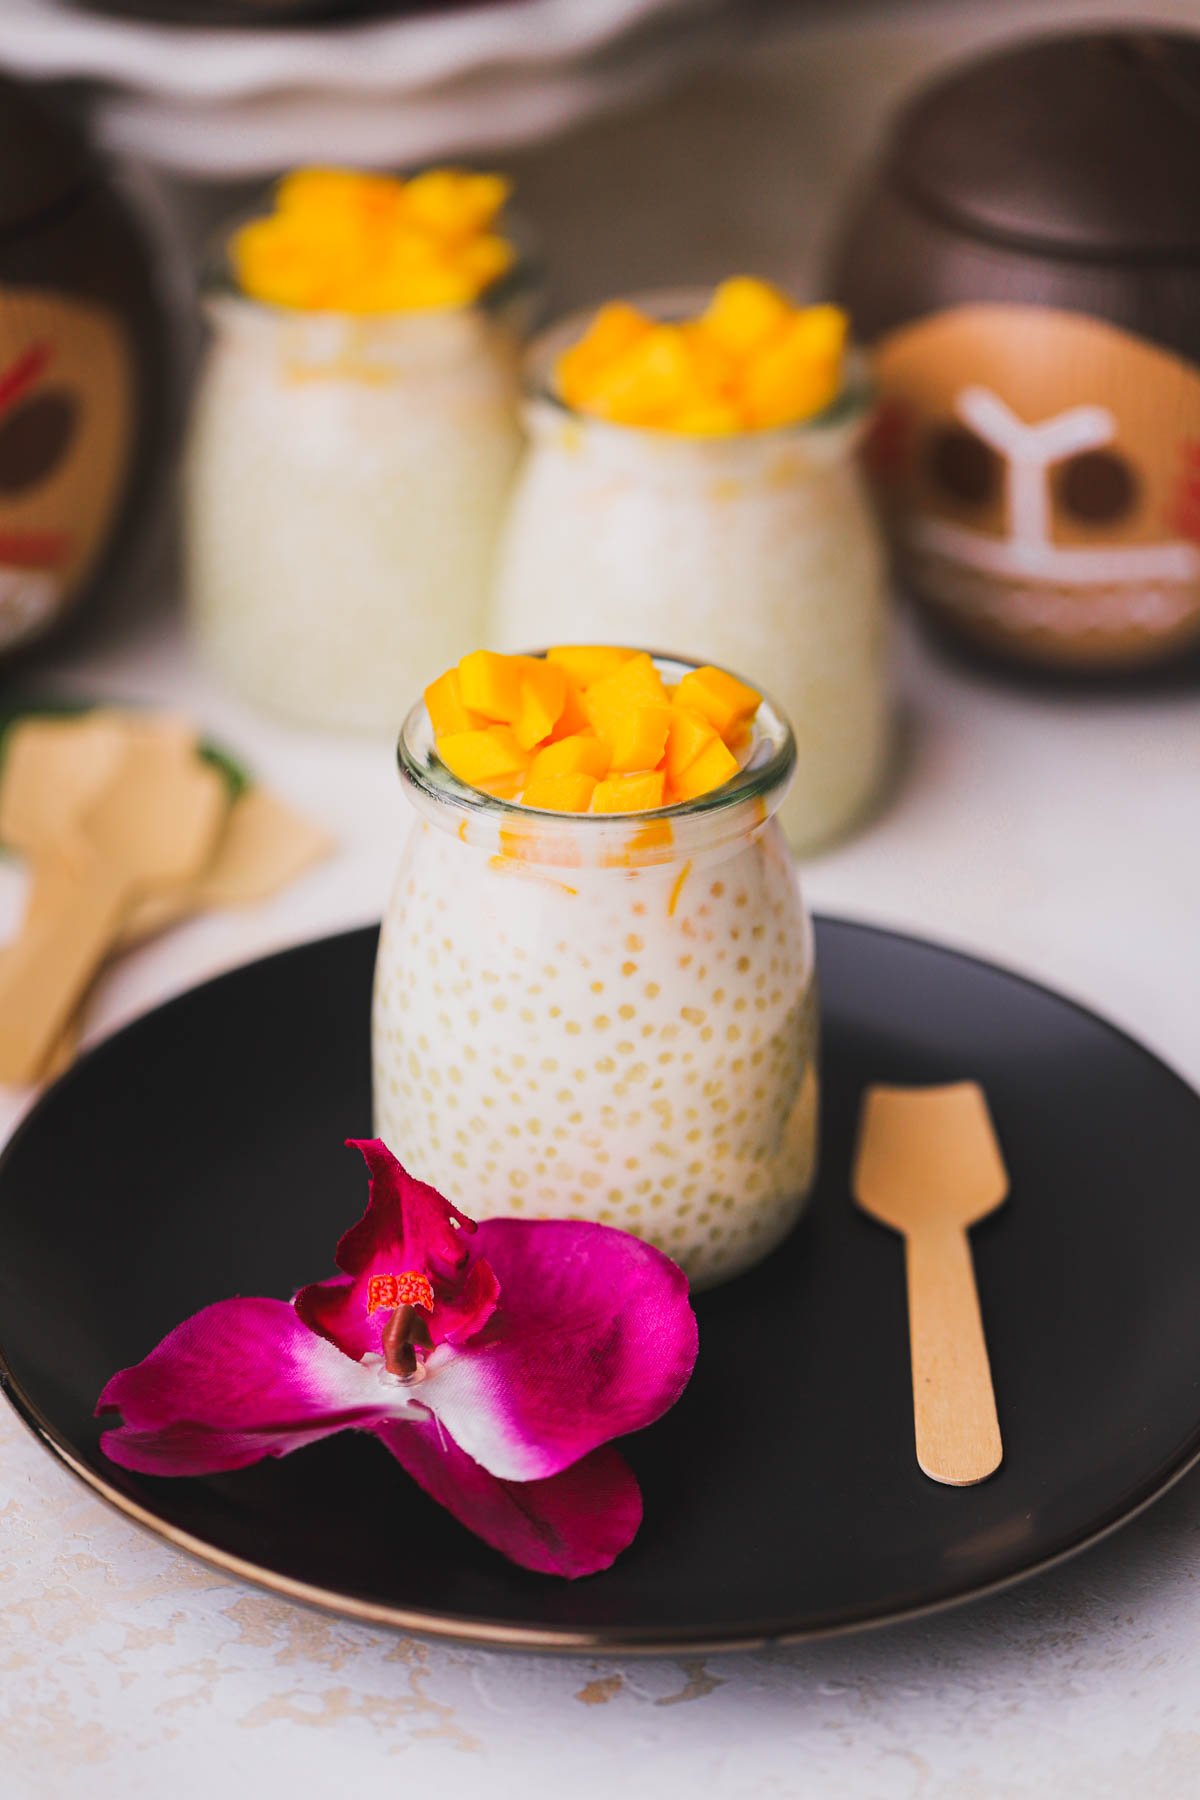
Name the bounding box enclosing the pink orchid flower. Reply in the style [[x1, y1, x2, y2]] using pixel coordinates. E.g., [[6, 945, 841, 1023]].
[[97, 1139, 698, 1578]]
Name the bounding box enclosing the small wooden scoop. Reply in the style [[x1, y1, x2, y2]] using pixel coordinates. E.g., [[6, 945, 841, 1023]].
[[0, 736, 226, 1083], [853, 1082, 1007, 1487]]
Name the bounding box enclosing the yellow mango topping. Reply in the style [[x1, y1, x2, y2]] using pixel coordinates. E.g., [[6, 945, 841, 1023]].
[[545, 644, 636, 688], [582, 653, 670, 737], [545, 679, 591, 741], [429, 648, 760, 814], [664, 706, 718, 781], [667, 736, 739, 803], [555, 278, 847, 435], [674, 666, 762, 738], [591, 771, 665, 814], [424, 668, 482, 738], [458, 649, 525, 723], [522, 771, 599, 814], [702, 276, 792, 356], [606, 702, 672, 774], [436, 726, 529, 796], [530, 734, 612, 781], [512, 658, 569, 750], [232, 166, 515, 314]]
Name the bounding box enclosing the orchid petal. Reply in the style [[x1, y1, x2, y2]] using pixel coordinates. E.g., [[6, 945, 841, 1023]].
[[418, 1219, 698, 1482], [295, 1142, 499, 1360], [97, 1297, 391, 1476], [375, 1419, 643, 1578], [339, 1138, 474, 1279]]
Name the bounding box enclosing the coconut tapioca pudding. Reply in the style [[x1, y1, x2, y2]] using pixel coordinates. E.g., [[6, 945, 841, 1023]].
[[185, 167, 536, 733], [372, 646, 818, 1290]]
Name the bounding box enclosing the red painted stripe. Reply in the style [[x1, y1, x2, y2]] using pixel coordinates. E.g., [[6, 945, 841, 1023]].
[[0, 343, 51, 415], [0, 530, 69, 568]]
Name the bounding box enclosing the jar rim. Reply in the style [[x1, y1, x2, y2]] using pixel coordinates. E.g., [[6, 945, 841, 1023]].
[[198, 195, 542, 327], [523, 286, 874, 444], [397, 650, 796, 866]]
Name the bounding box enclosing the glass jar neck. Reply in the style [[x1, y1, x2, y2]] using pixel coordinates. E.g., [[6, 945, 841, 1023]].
[[398, 653, 796, 873]]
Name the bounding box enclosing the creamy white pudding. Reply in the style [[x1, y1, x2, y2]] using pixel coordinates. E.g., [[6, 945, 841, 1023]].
[[373, 655, 818, 1289], [187, 297, 526, 734], [488, 296, 892, 852]]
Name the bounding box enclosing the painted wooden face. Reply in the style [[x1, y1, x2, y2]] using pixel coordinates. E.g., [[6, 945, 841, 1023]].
[[865, 304, 1200, 667], [0, 286, 131, 654]]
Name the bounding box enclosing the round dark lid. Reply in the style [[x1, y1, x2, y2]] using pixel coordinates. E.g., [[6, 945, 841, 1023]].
[[888, 30, 1200, 259], [0, 74, 91, 238]]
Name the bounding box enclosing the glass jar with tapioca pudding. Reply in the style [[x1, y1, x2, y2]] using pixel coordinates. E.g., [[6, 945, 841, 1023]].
[[373, 644, 819, 1290], [185, 167, 538, 733], [488, 280, 891, 854]]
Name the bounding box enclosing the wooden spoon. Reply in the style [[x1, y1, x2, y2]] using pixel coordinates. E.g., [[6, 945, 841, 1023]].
[[853, 1082, 1007, 1486], [0, 737, 226, 1084]]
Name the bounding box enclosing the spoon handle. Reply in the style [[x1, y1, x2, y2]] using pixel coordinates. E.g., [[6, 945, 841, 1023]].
[[0, 854, 130, 1084], [905, 1222, 1002, 1486]]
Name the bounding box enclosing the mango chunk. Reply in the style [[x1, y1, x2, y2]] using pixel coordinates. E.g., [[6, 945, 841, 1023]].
[[436, 725, 529, 793], [521, 771, 598, 813], [606, 701, 671, 774], [742, 307, 847, 430], [702, 276, 792, 357], [531, 733, 612, 780], [457, 650, 524, 723], [545, 677, 591, 741], [545, 645, 636, 688], [668, 736, 740, 802], [673, 666, 761, 740], [557, 304, 653, 411], [590, 771, 665, 814], [664, 706, 718, 780], [424, 668, 483, 737], [512, 656, 568, 749], [583, 653, 669, 736]]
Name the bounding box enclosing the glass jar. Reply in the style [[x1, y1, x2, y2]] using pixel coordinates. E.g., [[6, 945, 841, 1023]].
[[185, 255, 536, 733], [488, 295, 891, 854], [373, 653, 819, 1291]]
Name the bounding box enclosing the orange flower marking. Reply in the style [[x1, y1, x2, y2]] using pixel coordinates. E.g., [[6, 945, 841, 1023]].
[[367, 1271, 435, 1314]]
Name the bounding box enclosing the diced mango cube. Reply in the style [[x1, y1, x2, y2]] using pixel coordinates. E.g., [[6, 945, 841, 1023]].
[[530, 733, 612, 780], [511, 657, 568, 749], [545, 677, 591, 740], [402, 169, 510, 239], [605, 701, 671, 773], [673, 401, 745, 436], [436, 725, 529, 792], [742, 306, 847, 429], [557, 304, 653, 410], [673, 666, 761, 740], [590, 771, 665, 814], [545, 645, 635, 688], [667, 736, 740, 802], [581, 327, 699, 427], [583, 653, 669, 736], [424, 668, 482, 737], [664, 706, 718, 781], [521, 771, 598, 813], [702, 277, 792, 357], [457, 650, 523, 722]]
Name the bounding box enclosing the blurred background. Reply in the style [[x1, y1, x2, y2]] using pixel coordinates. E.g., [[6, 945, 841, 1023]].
[[8, 0, 1200, 348]]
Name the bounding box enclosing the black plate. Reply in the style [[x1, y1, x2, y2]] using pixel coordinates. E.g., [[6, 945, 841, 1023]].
[[3, 920, 1199, 1653]]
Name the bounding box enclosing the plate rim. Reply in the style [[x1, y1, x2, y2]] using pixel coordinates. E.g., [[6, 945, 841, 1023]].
[[3, 916, 1199, 1656]]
